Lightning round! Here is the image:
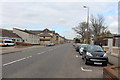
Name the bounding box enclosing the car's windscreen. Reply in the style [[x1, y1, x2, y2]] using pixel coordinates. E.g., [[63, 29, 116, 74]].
[[87, 46, 104, 52], [82, 45, 87, 48], [77, 44, 81, 46], [0, 41, 3, 43], [4, 41, 14, 43]]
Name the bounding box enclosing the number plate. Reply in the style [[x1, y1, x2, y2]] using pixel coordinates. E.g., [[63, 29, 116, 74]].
[[94, 62, 102, 65]]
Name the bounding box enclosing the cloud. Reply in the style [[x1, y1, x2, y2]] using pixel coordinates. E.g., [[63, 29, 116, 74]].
[[108, 21, 118, 34], [0, 2, 118, 39], [0, 0, 119, 2]]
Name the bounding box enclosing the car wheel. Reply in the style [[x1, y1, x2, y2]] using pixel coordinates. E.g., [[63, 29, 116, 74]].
[[82, 56, 84, 60], [79, 52, 82, 55], [85, 59, 89, 65], [103, 63, 107, 66]]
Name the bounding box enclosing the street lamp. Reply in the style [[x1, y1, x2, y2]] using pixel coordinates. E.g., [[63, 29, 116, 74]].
[[83, 5, 89, 44]]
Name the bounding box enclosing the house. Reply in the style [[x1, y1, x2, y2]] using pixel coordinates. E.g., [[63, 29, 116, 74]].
[[28, 29, 55, 44], [93, 34, 120, 57], [113, 35, 120, 47], [28, 28, 66, 45], [0, 28, 23, 42], [59, 36, 66, 44], [55, 33, 60, 44], [13, 28, 40, 44]]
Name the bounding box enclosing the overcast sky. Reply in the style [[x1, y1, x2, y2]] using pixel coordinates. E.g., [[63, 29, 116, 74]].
[[0, 0, 119, 39]]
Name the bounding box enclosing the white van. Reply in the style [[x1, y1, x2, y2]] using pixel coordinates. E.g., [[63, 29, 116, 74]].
[[0, 39, 14, 46]]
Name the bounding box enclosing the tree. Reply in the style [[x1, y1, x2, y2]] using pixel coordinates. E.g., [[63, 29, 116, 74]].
[[72, 22, 87, 43], [90, 14, 109, 40], [75, 38, 81, 43]]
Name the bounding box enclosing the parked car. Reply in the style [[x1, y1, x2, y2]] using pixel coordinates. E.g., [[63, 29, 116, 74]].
[[72, 43, 76, 47], [75, 43, 82, 52], [79, 44, 88, 55], [46, 43, 55, 46], [82, 45, 108, 66], [0, 39, 14, 47]]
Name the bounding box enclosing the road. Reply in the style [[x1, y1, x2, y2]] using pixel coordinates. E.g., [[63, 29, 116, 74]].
[[2, 43, 107, 78]]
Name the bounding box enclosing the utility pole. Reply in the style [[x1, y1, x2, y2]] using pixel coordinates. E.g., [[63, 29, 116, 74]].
[[83, 5, 89, 44]]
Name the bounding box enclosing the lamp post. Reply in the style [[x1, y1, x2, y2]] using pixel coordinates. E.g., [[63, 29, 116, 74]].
[[83, 5, 89, 44]]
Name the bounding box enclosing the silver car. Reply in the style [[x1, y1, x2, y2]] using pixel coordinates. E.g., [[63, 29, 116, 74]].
[[79, 44, 88, 55]]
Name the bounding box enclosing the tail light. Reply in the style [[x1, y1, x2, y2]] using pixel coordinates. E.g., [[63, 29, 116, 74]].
[[77, 46, 81, 48]]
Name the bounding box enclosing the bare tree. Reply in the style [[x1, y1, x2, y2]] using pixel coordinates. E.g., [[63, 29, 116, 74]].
[[72, 22, 87, 43], [90, 14, 108, 40]]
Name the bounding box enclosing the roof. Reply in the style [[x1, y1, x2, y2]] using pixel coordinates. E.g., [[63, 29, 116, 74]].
[[28, 28, 55, 34], [39, 33, 52, 37], [55, 33, 59, 36], [0, 28, 21, 38], [13, 28, 36, 35], [28, 30, 42, 34], [114, 34, 120, 37], [42, 28, 55, 33]]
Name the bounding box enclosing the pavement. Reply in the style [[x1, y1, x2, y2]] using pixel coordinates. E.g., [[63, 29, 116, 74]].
[[107, 53, 119, 66], [0, 46, 45, 55]]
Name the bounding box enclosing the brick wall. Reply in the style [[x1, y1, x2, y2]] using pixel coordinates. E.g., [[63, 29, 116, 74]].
[[103, 66, 119, 80]]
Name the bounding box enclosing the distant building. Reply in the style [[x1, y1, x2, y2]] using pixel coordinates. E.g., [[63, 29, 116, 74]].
[[28, 28, 66, 45], [13, 28, 40, 44], [0, 28, 23, 42]]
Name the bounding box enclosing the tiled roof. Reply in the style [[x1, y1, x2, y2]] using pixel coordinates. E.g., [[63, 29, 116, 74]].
[[13, 28, 36, 35], [114, 35, 120, 37], [28, 30, 42, 34], [28, 28, 55, 34], [55, 33, 59, 35], [0, 28, 21, 38]]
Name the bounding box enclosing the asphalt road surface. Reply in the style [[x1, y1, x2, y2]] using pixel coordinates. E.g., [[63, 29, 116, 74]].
[[2, 43, 108, 78]]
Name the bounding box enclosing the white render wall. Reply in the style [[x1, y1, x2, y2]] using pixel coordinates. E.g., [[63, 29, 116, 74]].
[[13, 28, 40, 44]]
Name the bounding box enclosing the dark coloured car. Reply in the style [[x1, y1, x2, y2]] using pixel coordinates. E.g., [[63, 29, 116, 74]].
[[82, 45, 108, 66]]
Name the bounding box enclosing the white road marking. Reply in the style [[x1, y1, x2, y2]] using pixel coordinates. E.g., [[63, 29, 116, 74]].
[[81, 67, 92, 72], [26, 56, 32, 58], [3, 58, 26, 66], [3, 56, 32, 66], [37, 51, 46, 54], [76, 55, 79, 58], [37, 53, 42, 54], [3, 46, 60, 66]]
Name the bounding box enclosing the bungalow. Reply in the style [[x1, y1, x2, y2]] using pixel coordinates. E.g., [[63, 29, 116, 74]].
[[0, 28, 23, 42], [13, 28, 40, 44], [113, 35, 120, 47]]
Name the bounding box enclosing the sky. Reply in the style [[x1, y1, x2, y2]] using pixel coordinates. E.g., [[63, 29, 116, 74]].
[[0, 0, 119, 39]]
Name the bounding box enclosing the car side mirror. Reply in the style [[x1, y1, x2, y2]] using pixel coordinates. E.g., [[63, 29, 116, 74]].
[[83, 49, 86, 52], [104, 51, 106, 53]]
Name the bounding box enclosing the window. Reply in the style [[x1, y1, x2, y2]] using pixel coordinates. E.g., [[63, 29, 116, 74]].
[[0, 41, 3, 43], [5, 41, 14, 43], [17, 39, 20, 42]]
